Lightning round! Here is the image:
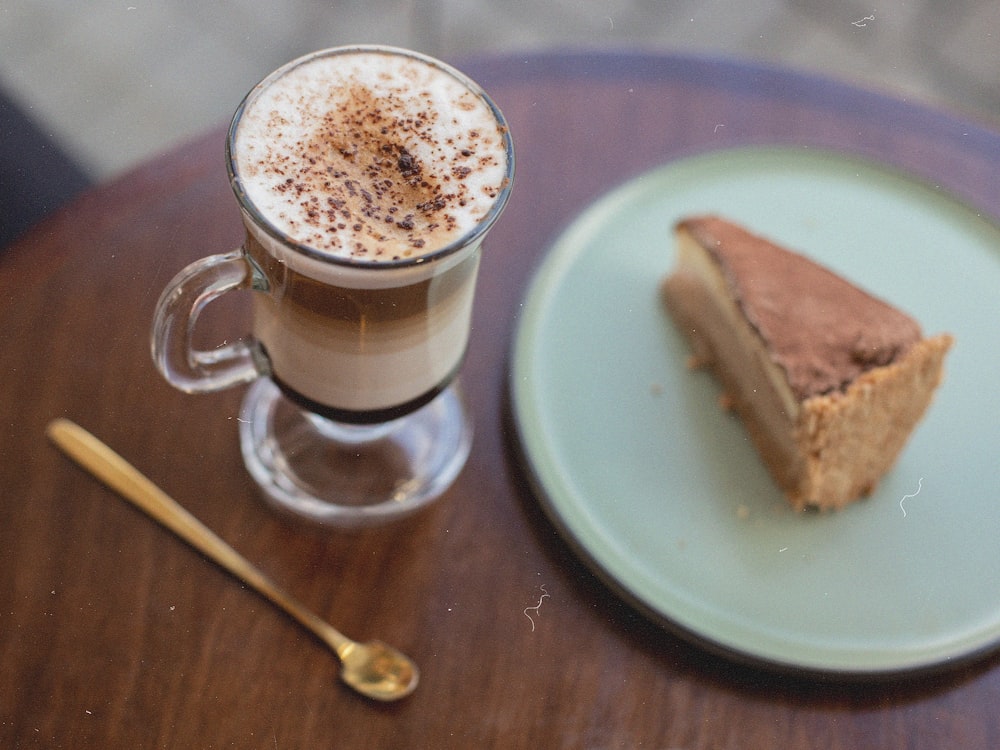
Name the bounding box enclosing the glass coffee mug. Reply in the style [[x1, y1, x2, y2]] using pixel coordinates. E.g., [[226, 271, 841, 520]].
[[151, 46, 514, 527]]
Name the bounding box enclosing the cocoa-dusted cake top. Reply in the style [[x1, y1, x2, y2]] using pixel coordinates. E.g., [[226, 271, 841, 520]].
[[677, 215, 922, 400]]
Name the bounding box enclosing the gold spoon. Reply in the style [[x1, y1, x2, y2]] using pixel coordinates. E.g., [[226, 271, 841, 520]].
[[45, 418, 419, 702]]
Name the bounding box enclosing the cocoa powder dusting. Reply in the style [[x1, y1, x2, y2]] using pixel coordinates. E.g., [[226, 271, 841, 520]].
[[238, 54, 507, 260], [283, 85, 453, 257], [678, 215, 922, 400]]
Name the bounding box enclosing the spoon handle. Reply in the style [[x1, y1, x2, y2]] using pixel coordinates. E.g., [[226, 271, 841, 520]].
[[45, 418, 350, 654]]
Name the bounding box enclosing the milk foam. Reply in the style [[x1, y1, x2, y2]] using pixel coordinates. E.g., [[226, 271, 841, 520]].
[[233, 48, 510, 266]]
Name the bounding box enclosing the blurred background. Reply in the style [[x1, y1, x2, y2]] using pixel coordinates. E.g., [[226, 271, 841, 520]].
[[1, 0, 998, 182]]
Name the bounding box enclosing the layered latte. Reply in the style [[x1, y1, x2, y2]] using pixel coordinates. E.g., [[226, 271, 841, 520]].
[[229, 47, 512, 421]]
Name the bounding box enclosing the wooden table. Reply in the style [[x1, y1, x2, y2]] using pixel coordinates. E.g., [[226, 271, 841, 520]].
[[3, 51, 999, 748]]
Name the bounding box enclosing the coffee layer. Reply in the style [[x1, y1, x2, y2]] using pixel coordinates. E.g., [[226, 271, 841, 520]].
[[248, 232, 481, 412]]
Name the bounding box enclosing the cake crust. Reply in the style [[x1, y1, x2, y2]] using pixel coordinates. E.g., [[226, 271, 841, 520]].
[[795, 335, 951, 509], [663, 215, 953, 511]]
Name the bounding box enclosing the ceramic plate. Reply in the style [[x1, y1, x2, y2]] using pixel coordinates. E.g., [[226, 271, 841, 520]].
[[510, 146, 1000, 676]]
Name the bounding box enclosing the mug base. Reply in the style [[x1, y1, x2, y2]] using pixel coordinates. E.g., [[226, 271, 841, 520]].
[[238, 377, 471, 528]]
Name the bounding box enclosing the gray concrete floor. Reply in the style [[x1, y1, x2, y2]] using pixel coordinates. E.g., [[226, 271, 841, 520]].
[[1, 0, 998, 181]]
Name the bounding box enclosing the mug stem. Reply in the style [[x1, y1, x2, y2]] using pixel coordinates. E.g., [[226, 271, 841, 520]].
[[238, 377, 472, 528]]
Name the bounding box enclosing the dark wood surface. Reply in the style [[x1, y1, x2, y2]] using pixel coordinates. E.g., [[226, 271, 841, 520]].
[[3, 51, 999, 749]]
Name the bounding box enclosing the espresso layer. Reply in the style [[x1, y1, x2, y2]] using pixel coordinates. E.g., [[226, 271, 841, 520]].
[[678, 216, 922, 400]]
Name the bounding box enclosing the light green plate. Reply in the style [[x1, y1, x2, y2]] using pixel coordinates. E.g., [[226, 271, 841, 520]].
[[510, 146, 1000, 676]]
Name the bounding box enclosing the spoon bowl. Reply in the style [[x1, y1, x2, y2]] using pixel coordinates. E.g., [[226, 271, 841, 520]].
[[339, 640, 420, 701], [46, 418, 419, 702]]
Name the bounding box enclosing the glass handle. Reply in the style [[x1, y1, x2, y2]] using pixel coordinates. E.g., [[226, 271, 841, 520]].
[[151, 249, 267, 393]]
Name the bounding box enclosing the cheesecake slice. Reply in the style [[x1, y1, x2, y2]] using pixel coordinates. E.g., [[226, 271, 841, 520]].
[[662, 215, 953, 511]]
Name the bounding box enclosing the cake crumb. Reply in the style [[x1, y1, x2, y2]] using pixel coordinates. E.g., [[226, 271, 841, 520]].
[[736, 503, 751, 520], [684, 354, 704, 369]]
